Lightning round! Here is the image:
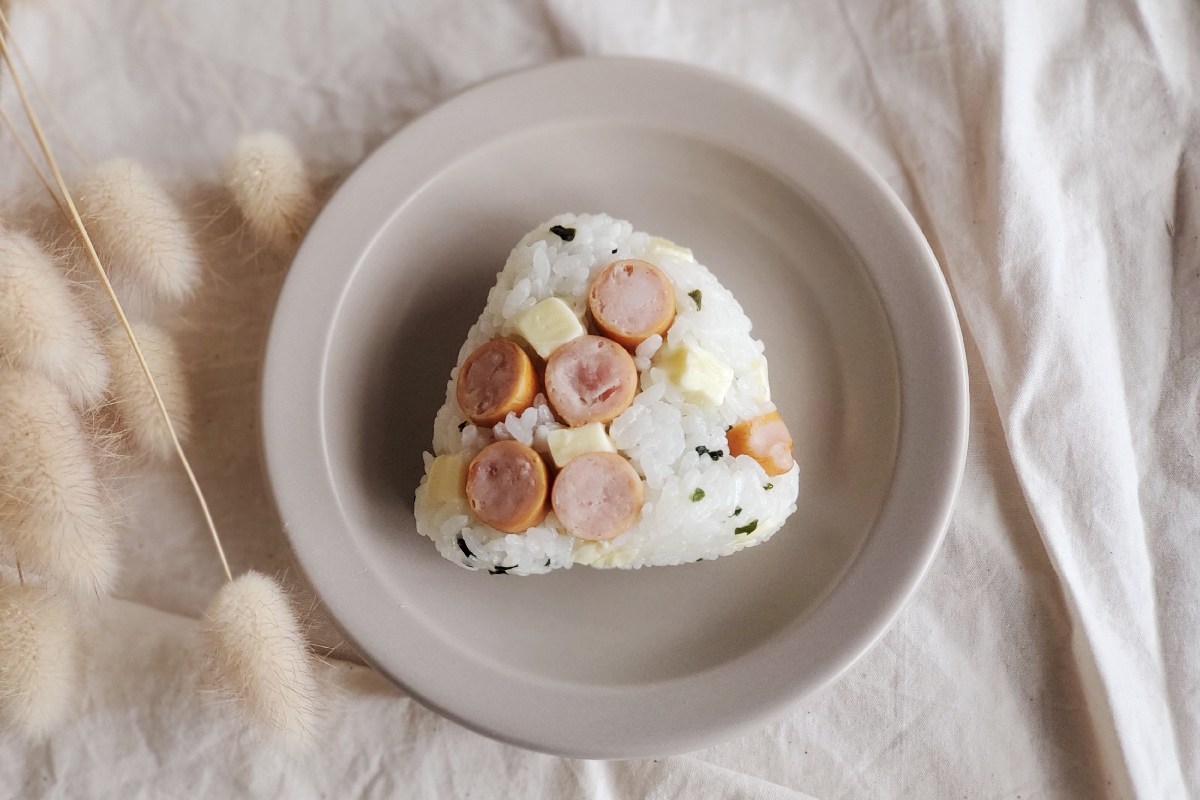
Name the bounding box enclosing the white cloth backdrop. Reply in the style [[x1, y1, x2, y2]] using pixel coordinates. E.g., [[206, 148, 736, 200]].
[[0, 0, 1196, 797]]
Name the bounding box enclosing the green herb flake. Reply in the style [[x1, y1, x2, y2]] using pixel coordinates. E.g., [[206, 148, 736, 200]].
[[688, 289, 702, 309], [734, 520, 759, 536], [733, 507, 742, 516], [549, 224, 576, 241], [764, 483, 774, 491], [456, 536, 474, 558], [690, 488, 705, 502]]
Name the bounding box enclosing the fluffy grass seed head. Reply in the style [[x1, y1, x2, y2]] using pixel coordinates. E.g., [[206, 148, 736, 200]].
[[0, 369, 116, 596], [0, 227, 109, 408], [225, 131, 316, 253], [73, 158, 200, 318], [201, 571, 322, 750], [0, 580, 79, 736], [103, 322, 190, 461]]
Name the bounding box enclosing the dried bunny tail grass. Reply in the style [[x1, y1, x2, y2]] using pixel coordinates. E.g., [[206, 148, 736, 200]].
[[226, 131, 316, 252], [0, 227, 109, 408], [73, 158, 200, 317], [201, 571, 322, 750], [0, 580, 79, 735], [0, 12, 231, 583], [55, 246, 120, 332], [103, 322, 190, 461], [0, 370, 116, 596]]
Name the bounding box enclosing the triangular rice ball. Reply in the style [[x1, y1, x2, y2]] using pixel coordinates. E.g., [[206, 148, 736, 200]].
[[416, 213, 797, 575]]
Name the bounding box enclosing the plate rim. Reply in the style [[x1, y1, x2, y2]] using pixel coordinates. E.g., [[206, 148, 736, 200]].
[[261, 56, 969, 758]]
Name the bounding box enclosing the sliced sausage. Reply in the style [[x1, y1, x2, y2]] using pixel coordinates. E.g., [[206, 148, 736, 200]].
[[466, 440, 548, 533], [551, 452, 644, 541], [727, 410, 794, 477], [543, 335, 638, 426], [588, 260, 676, 349], [456, 338, 537, 427]]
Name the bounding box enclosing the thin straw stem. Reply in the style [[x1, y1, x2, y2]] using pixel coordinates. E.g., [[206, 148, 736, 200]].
[[0, 104, 64, 213], [0, 11, 234, 584], [4, 24, 88, 165]]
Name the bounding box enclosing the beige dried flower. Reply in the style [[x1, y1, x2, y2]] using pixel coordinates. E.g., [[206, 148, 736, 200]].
[[0, 227, 108, 408], [0, 580, 79, 735], [201, 571, 322, 750], [74, 158, 201, 318], [226, 131, 316, 253], [0, 369, 116, 596]]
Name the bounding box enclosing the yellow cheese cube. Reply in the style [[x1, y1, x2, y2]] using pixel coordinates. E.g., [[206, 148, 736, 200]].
[[513, 297, 585, 359], [571, 540, 638, 567], [646, 236, 695, 264], [572, 541, 602, 565], [747, 355, 771, 403], [656, 342, 734, 406], [426, 454, 469, 505], [547, 422, 616, 468]]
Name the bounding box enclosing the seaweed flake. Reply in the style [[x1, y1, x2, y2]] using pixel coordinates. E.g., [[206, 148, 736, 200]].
[[690, 488, 705, 502], [734, 520, 759, 535], [543, 558, 552, 567], [611, 248, 618, 254], [457, 421, 467, 431], [707, 449, 724, 461], [695, 445, 708, 456], [549, 225, 576, 241], [733, 507, 742, 516], [456, 536, 474, 558], [688, 289, 702, 309], [489, 565, 514, 575]]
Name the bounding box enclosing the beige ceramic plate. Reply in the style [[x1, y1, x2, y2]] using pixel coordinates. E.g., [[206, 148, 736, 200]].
[[262, 58, 968, 758]]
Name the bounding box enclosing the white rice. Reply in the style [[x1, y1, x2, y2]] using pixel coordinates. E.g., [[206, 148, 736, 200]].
[[415, 213, 799, 575]]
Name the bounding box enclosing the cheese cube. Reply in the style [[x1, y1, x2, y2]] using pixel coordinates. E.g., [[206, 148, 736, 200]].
[[547, 422, 616, 468], [656, 342, 734, 406], [747, 355, 770, 403], [426, 454, 469, 505], [572, 541, 638, 567], [513, 297, 585, 359], [646, 236, 695, 264]]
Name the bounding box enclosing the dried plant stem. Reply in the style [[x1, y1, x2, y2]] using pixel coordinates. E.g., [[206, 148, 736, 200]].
[[0, 12, 233, 583], [3, 21, 87, 165], [0, 105, 64, 214], [146, 0, 250, 131]]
